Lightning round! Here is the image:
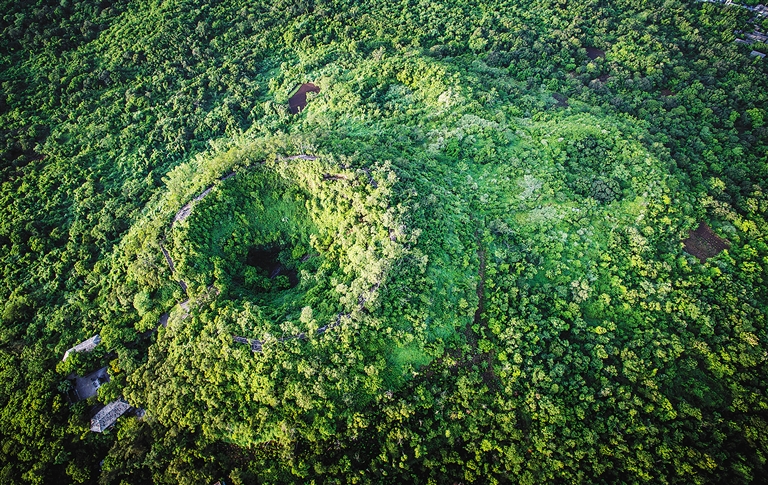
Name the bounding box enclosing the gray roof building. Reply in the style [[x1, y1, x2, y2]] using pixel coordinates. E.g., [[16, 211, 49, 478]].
[[70, 367, 109, 402], [90, 399, 130, 432], [62, 334, 101, 361]]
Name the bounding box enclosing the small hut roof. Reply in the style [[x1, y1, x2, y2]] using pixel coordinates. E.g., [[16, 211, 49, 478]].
[[62, 334, 101, 361], [90, 399, 130, 432]]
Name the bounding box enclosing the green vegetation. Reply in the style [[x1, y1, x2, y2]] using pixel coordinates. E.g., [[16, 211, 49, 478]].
[[2, 0, 768, 483]]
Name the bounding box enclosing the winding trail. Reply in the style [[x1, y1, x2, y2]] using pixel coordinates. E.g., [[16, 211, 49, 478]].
[[160, 244, 176, 273], [159, 242, 187, 292], [280, 154, 318, 161]]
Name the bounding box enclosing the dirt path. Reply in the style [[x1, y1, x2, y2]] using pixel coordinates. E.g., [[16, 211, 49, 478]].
[[417, 211, 498, 388], [473, 246, 486, 330], [462, 225, 487, 348]]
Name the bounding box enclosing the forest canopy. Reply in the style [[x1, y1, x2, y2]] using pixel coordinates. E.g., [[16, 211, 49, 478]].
[[1, 0, 768, 483]]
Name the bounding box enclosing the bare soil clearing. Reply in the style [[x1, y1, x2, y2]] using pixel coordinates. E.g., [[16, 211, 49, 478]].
[[288, 83, 320, 114], [683, 222, 730, 262], [586, 47, 605, 60], [553, 92, 569, 107]]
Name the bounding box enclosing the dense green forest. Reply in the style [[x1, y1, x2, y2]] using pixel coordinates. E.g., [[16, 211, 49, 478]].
[[2, 0, 768, 483]]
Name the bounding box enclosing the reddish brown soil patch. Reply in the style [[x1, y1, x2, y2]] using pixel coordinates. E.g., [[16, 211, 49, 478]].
[[683, 222, 730, 262], [215, 442, 260, 466], [552, 92, 569, 107], [661, 89, 674, 97], [288, 83, 320, 114], [586, 47, 605, 60]]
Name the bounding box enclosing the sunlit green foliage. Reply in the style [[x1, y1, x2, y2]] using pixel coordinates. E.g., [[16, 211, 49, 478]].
[[1, 0, 768, 483]]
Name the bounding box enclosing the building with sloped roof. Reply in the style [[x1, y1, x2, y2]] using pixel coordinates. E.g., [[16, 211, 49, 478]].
[[62, 334, 101, 361], [90, 399, 130, 432], [69, 366, 109, 402]]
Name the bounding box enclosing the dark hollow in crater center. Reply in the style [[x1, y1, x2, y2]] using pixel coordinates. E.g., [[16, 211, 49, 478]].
[[246, 246, 299, 287]]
